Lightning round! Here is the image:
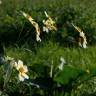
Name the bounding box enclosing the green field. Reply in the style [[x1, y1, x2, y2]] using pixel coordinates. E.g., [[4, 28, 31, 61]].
[[0, 0, 96, 96]]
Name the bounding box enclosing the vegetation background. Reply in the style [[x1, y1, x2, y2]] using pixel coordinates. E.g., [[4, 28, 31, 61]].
[[0, 0, 96, 96]]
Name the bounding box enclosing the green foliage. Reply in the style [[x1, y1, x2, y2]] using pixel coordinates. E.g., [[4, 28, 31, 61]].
[[0, 44, 95, 95], [54, 66, 83, 85], [0, 0, 96, 45], [1, 0, 96, 95]]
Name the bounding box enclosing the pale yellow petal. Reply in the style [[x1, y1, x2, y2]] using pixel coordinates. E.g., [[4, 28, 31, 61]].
[[22, 11, 27, 18], [43, 26, 49, 33], [36, 35, 41, 42], [18, 74, 24, 81], [83, 41, 87, 48], [21, 73, 29, 79], [17, 60, 24, 70], [14, 62, 18, 68], [44, 11, 49, 18], [23, 65, 28, 73], [80, 32, 85, 38]]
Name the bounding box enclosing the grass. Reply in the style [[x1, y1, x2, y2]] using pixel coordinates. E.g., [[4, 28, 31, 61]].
[[5, 43, 96, 68], [3, 42, 96, 95], [0, 0, 96, 45], [0, 0, 96, 95]]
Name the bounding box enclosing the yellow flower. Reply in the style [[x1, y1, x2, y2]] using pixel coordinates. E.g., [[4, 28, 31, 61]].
[[72, 23, 87, 48], [21, 11, 41, 42], [15, 60, 29, 81], [43, 11, 57, 33]]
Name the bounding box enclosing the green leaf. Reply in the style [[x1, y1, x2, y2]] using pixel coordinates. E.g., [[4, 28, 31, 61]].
[[54, 66, 83, 85]]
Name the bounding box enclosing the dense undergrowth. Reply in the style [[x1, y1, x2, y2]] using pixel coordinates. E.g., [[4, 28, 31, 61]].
[[0, 0, 96, 96], [0, 0, 96, 45]]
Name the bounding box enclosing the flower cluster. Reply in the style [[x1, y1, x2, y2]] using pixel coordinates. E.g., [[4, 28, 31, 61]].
[[21, 11, 41, 42], [21, 11, 87, 48], [14, 60, 29, 81], [72, 23, 87, 48], [43, 11, 57, 33], [5, 56, 29, 82]]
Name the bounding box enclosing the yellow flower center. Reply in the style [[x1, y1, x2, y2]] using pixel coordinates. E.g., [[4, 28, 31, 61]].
[[19, 67, 25, 73]]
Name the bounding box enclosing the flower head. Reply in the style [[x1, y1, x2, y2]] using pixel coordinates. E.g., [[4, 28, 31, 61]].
[[21, 11, 41, 42], [15, 60, 29, 81], [72, 23, 87, 48], [43, 11, 57, 33]]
